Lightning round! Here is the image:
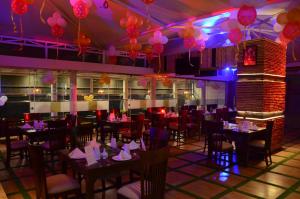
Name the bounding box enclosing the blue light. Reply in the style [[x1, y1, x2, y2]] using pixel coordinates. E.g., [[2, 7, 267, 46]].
[[225, 67, 230, 71], [232, 68, 237, 72]]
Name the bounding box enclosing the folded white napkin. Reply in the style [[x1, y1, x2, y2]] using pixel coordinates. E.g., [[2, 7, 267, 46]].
[[101, 148, 108, 159], [89, 138, 101, 149], [22, 123, 32, 129], [129, 140, 140, 150], [122, 144, 130, 154], [140, 138, 146, 151], [117, 150, 132, 160], [110, 137, 117, 148], [69, 148, 86, 159]]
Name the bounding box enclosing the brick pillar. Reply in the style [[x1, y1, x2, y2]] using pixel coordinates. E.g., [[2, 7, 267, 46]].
[[236, 38, 286, 151]]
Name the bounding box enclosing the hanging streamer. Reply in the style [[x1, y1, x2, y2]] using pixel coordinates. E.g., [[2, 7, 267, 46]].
[[10, 12, 17, 33], [40, 0, 47, 24]]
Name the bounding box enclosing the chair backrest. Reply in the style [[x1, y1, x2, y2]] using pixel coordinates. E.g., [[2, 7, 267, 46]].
[[140, 147, 169, 199], [151, 113, 165, 129], [130, 114, 145, 139], [203, 120, 224, 152], [28, 144, 47, 199], [149, 127, 169, 150], [47, 127, 67, 150], [65, 114, 77, 128], [76, 123, 94, 148]]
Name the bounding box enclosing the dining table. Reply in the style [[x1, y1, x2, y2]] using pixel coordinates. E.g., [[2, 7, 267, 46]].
[[100, 119, 131, 141], [59, 146, 141, 199], [224, 123, 266, 165], [207, 122, 266, 165]]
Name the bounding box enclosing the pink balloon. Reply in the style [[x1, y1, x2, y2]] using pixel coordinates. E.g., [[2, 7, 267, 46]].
[[184, 37, 196, 49], [237, 5, 257, 26], [228, 28, 243, 44]]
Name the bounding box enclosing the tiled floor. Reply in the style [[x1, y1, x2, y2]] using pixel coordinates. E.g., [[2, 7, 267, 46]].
[[1, 132, 300, 199]]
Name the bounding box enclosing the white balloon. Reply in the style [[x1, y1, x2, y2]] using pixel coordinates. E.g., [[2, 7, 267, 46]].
[[161, 36, 168, 44], [273, 23, 284, 32]]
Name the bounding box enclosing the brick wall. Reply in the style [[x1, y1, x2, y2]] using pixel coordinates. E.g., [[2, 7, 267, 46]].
[[237, 38, 286, 151]]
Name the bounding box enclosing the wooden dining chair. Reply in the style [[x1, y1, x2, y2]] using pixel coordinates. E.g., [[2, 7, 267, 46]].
[[168, 110, 189, 146], [28, 144, 81, 199], [121, 114, 145, 142], [47, 120, 67, 129], [149, 127, 169, 150], [117, 147, 169, 199], [186, 110, 204, 139], [41, 127, 67, 164], [204, 120, 234, 163], [2, 120, 28, 168], [248, 120, 274, 166], [75, 123, 94, 148]]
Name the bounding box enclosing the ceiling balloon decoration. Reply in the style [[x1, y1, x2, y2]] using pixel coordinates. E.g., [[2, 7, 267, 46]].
[[70, 0, 92, 19], [11, 0, 32, 47], [143, 45, 154, 63], [142, 0, 155, 4], [148, 30, 168, 72], [47, 12, 67, 38], [11, 0, 28, 15], [237, 5, 257, 27], [120, 13, 143, 62], [0, 96, 8, 107], [275, 8, 300, 48], [76, 33, 91, 56], [221, 19, 243, 44]]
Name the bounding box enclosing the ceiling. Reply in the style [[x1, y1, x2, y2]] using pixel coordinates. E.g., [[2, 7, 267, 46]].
[[0, 0, 298, 53]]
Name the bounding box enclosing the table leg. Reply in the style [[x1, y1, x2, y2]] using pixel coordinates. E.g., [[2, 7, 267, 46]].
[[85, 176, 96, 199]]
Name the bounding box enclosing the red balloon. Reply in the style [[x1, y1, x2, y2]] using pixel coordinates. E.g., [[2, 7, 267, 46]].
[[279, 32, 290, 46], [126, 26, 140, 39], [228, 28, 243, 44], [152, 43, 164, 54], [73, 0, 89, 19], [282, 22, 300, 40], [184, 37, 196, 49], [237, 5, 257, 26], [51, 24, 64, 38], [11, 0, 28, 15], [129, 50, 138, 60]]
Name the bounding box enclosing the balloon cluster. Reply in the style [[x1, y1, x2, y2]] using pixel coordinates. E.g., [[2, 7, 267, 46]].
[[120, 13, 144, 39], [99, 74, 111, 85], [179, 23, 208, 51], [274, 8, 300, 45], [221, 19, 243, 44], [143, 45, 154, 62], [0, 96, 8, 107], [125, 39, 142, 60], [77, 33, 91, 55], [47, 12, 67, 38], [11, 0, 33, 15], [42, 71, 56, 84], [70, 0, 92, 19], [148, 30, 168, 54]]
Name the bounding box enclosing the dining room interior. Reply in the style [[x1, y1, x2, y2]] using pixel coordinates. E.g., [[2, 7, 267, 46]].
[[0, 0, 300, 198]]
